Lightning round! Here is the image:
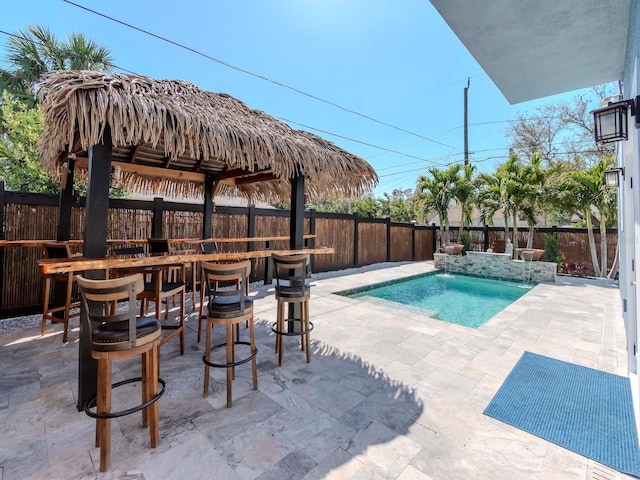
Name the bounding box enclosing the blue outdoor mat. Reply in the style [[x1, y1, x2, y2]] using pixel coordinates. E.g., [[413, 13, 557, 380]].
[[484, 351, 640, 477]]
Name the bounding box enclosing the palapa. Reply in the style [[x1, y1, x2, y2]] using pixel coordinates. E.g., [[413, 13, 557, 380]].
[[36, 70, 378, 202]]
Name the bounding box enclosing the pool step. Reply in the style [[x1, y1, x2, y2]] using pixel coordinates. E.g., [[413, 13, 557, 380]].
[[356, 295, 440, 319]]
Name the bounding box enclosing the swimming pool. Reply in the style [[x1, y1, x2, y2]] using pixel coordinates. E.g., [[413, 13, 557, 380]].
[[339, 273, 532, 328]]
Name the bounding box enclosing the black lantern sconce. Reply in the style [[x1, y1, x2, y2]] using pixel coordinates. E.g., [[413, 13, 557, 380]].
[[604, 167, 625, 188], [593, 96, 639, 144]]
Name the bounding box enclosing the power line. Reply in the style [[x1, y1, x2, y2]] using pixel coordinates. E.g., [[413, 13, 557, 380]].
[[61, 0, 456, 149], [280, 116, 452, 167]]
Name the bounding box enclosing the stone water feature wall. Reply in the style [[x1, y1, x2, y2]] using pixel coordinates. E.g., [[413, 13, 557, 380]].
[[433, 251, 557, 283]]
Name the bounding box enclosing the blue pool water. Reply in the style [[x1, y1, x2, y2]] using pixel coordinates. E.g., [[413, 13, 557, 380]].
[[344, 273, 532, 328]]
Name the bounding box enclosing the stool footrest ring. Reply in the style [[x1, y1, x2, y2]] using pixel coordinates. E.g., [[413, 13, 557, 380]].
[[271, 319, 314, 337], [202, 341, 258, 368], [84, 377, 166, 419]]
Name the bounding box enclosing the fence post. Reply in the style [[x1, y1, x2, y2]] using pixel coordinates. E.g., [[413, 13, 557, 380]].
[[411, 221, 416, 261], [152, 197, 164, 238], [308, 210, 316, 272], [386, 217, 391, 262], [353, 213, 359, 267], [0, 182, 4, 311], [247, 204, 256, 250], [431, 223, 437, 255], [483, 223, 489, 251]]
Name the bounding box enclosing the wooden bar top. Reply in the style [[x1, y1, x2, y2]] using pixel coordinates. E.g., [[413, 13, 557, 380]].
[[38, 247, 333, 275]]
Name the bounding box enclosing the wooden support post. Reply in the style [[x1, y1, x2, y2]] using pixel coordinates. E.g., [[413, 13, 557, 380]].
[[431, 223, 437, 258], [289, 173, 305, 331], [308, 210, 316, 272], [289, 174, 304, 250], [79, 124, 112, 411], [57, 158, 75, 242], [203, 174, 214, 239], [151, 197, 164, 239]]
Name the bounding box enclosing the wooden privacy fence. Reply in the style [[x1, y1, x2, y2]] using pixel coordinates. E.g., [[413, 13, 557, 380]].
[[0, 187, 435, 317], [0, 184, 618, 317]]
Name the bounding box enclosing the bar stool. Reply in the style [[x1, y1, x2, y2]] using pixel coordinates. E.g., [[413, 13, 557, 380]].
[[75, 273, 165, 472], [147, 238, 196, 311], [41, 242, 81, 343], [201, 260, 257, 407], [271, 253, 312, 365]]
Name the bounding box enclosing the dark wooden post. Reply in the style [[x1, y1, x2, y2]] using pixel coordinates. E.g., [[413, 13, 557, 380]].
[[386, 217, 392, 262], [308, 210, 316, 272], [483, 224, 490, 251], [151, 197, 164, 238], [247, 204, 256, 250], [57, 157, 75, 242], [289, 174, 304, 249], [49, 157, 77, 320], [247, 204, 257, 282], [411, 221, 416, 261], [289, 173, 305, 331], [202, 174, 214, 239], [431, 223, 437, 257], [79, 124, 112, 411], [0, 182, 5, 311], [353, 213, 359, 267]]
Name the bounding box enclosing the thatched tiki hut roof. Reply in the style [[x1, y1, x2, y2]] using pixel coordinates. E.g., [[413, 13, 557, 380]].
[[36, 70, 378, 202]]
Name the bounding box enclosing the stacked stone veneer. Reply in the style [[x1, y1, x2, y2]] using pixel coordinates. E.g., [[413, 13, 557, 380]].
[[433, 251, 557, 283]]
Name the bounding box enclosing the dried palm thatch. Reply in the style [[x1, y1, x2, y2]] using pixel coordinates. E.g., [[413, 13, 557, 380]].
[[36, 70, 378, 202]]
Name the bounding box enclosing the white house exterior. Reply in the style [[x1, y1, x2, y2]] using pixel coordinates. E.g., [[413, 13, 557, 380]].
[[429, 0, 640, 421]]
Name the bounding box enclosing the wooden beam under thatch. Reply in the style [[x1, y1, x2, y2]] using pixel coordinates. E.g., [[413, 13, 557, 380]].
[[36, 70, 378, 202]]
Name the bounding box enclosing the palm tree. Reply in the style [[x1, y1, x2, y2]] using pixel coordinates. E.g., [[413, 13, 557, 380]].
[[557, 158, 616, 277], [477, 156, 520, 246], [415, 164, 460, 246], [453, 163, 477, 229], [0, 24, 114, 102]]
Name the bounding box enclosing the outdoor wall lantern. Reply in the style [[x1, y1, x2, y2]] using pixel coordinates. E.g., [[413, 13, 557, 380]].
[[604, 167, 624, 188], [592, 96, 639, 144]]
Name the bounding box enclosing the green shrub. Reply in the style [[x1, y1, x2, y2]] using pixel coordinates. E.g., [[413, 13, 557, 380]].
[[544, 234, 564, 265], [459, 230, 472, 255]]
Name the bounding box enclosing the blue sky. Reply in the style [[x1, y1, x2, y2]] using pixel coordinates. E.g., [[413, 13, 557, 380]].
[[2, 0, 604, 197]]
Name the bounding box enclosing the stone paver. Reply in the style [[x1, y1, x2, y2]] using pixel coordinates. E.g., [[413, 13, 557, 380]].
[[0, 261, 633, 479]]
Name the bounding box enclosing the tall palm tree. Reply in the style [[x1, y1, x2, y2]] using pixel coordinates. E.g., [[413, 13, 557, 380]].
[[558, 158, 616, 277], [415, 164, 460, 246], [0, 24, 114, 102], [477, 155, 521, 246], [453, 163, 477, 229]]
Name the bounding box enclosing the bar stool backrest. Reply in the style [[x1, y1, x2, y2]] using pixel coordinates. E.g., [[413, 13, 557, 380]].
[[200, 241, 218, 254], [75, 274, 148, 350], [272, 253, 310, 297], [201, 260, 251, 318], [147, 238, 171, 256], [43, 242, 73, 259]]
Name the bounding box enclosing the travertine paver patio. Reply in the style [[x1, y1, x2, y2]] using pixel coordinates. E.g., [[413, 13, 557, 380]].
[[0, 261, 633, 479]]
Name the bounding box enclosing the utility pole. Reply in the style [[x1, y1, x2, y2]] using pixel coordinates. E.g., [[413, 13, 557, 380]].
[[464, 77, 470, 165]]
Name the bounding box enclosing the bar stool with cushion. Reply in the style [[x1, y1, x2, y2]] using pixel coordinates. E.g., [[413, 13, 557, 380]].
[[113, 243, 186, 355], [75, 273, 165, 472], [41, 242, 81, 343], [201, 260, 257, 407], [197, 241, 247, 343], [271, 253, 313, 365]]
